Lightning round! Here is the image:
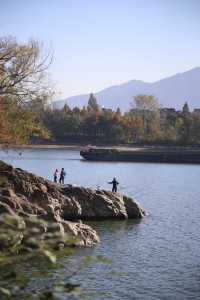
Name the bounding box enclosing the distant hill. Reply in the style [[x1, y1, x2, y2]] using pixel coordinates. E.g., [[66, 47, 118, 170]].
[[53, 67, 200, 111]]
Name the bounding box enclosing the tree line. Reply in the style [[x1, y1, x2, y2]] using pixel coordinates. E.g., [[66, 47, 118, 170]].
[[1, 35, 200, 146], [41, 94, 200, 145]]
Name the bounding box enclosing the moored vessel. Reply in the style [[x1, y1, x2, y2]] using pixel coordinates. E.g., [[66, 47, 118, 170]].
[[80, 146, 200, 163]]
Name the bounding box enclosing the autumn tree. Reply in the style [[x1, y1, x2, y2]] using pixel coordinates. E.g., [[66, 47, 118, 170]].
[[0, 36, 53, 103], [0, 36, 53, 144], [133, 95, 159, 111], [131, 95, 160, 140], [122, 113, 144, 142]]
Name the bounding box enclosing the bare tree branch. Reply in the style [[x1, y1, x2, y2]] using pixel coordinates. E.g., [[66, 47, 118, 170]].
[[0, 36, 53, 104]]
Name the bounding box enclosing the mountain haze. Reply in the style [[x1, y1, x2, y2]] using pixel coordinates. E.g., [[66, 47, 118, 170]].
[[53, 67, 200, 111]]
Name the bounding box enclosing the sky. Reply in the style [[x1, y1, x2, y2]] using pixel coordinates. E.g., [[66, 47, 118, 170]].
[[1, 0, 200, 100]]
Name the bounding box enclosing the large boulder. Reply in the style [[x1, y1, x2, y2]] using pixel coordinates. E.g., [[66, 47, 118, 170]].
[[0, 160, 145, 246], [61, 186, 145, 220]]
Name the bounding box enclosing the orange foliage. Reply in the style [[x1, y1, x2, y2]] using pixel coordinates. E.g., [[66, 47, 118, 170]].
[[0, 102, 13, 143]]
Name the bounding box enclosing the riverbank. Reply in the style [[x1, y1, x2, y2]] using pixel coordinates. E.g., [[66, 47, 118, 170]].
[[1, 143, 200, 151], [0, 143, 83, 150], [0, 143, 144, 151]]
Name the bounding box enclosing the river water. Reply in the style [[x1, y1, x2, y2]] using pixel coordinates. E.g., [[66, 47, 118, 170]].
[[1, 148, 200, 300]]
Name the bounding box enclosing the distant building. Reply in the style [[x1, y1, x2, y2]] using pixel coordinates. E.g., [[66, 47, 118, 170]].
[[102, 108, 113, 113], [159, 108, 177, 127], [160, 108, 176, 117], [160, 108, 176, 113], [130, 108, 155, 118], [193, 109, 200, 116]]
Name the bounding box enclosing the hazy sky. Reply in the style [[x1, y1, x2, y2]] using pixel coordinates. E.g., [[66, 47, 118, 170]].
[[1, 0, 200, 99]]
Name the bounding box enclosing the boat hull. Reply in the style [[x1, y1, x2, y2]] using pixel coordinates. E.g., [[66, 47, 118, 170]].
[[80, 149, 200, 164]]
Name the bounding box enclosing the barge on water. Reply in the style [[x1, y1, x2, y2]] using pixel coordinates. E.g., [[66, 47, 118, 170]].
[[80, 146, 200, 164]]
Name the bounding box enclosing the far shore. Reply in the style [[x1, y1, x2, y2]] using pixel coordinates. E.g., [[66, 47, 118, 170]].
[[0, 144, 84, 150], [0, 143, 140, 151], [1, 143, 200, 152]]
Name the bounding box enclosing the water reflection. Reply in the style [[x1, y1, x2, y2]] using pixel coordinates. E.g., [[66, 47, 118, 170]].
[[88, 219, 142, 236]]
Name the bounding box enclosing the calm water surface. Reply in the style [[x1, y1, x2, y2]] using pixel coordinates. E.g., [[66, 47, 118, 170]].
[[1, 148, 200, 300]]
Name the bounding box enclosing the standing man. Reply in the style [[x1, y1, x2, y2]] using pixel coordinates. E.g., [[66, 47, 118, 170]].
[[108, 177, 119, 192], [59, 168, 66, 184]]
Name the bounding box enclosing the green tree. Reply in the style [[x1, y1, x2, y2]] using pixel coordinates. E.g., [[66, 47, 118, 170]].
[[191, 115, 200, 143], [182, 102, 190, 114], [87, 93, 99, 111]]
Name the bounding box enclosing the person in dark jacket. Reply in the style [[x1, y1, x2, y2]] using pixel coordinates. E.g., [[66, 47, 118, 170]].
[[108, 177, 119, 192], [59, 168, 66, 184]]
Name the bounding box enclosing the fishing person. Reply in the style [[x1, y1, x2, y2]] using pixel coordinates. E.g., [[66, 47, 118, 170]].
[[53, 169, 59, 183], [108, 177, 119, 193], [59, 168, 66, 184]]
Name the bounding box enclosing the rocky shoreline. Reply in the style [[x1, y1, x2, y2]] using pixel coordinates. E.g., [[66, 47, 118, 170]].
[[0, 160, 145, 247]]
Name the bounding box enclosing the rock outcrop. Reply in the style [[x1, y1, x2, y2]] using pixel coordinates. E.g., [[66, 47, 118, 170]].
[[0, 160, 145, 246]]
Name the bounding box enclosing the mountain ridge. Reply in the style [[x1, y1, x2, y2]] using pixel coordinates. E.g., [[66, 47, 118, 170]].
[[53, 67, 200, 110]]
